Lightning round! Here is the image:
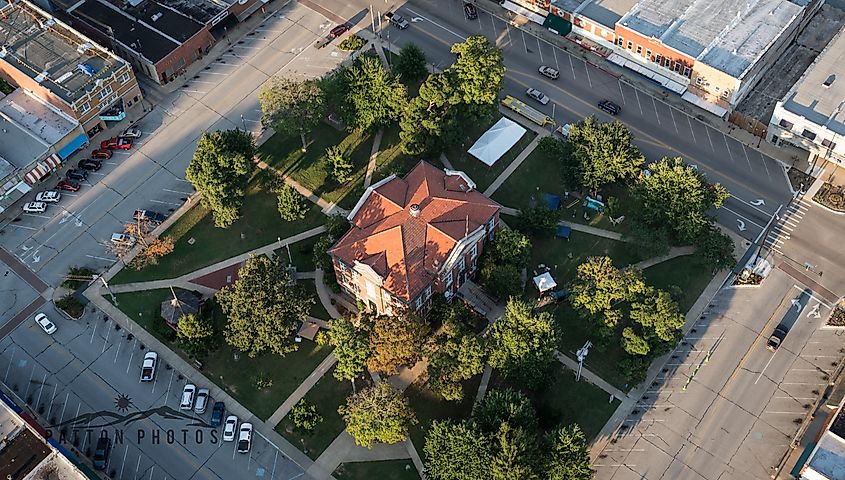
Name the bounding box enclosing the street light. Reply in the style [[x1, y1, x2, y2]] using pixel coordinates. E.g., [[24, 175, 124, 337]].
[[575, 341, 592, 382], [240, 114, 246, 132]]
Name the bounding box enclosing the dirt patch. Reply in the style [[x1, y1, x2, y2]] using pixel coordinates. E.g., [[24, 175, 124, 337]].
[[788, 167, 815, 193], [813, 182, 845, 211]]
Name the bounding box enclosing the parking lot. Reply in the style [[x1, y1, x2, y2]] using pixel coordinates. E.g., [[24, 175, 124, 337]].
[[0, 302, 303, 480]]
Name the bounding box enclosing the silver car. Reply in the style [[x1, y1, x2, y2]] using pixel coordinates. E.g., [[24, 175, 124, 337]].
[[35, 191, 61, 203], [526, 88, 550, 105], [538, 65, 559, 79], [23, 202, 47, 213]]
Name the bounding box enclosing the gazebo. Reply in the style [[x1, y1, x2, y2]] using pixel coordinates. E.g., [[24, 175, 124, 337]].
[[160, 290, 202, 330]]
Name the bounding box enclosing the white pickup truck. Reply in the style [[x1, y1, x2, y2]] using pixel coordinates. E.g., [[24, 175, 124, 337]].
[[384, 11, 409, 29]]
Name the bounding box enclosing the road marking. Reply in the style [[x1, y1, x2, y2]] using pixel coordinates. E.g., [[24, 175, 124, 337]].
[[741, 143, 754, 171], [114, 336, 123, 363], [162, 188, 192, 195], [618, 81, 625, 104], [271, 450, 279, 480], [584, 59, 592, 88], [164, 370, 174, 407], [755, 352, 777, 384], [182, 90, 207, 94], [90, 319, 99, 343], [723, 135, 735, 162], [552, 46, 559, 72], [35, 372, 47, 411], [406, 8, 467, 41], [651, 97, 661, 125], [59, 391, 69, 424], [8, 225, 37, 230], [125, 338, 136, 374], [134, 454, 142, 477], [536, 37, 542, 62], [717, 206, 764, 228], [23, 213, 51, 219], [46, 383, 57, 418], [568, 53, 576, 79], [634, 89, 643, 115], [102, 319, 111, 353], [686, 115, 696, 143], [705, 126, 715, 151], [730, 194, 773, 216], [85, 254, 113, 262], [189, 80, 217, 84], [669, 107, 679, 133], [149, 200, 182, 206]]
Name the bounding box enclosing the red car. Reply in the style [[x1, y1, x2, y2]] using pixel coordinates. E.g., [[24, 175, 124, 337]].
[[329, 24, 348, 39], [56, 180, 81, 192], [91, 149, 113, 159], [100, 137, 133, 150]]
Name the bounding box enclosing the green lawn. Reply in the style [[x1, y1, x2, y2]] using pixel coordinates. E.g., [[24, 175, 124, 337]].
[[370, 124, 422, 185], [644, 254, 715, 313], [277, 234, 320, 273], [110, 289, 184, 352], [405, 375, 482, 454], [111, 184, 325, 284], [334, 460, 419, 480], [444, 119, 537, 193], [276, 366, 358, 460], [490, 365, 620, 440], [259, 123, 373, 210], [299, 280, 331, 320]]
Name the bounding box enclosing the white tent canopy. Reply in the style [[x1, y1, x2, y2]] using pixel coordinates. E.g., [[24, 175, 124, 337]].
[[533, 272, 557, 293], [468, 117, 527, 166]]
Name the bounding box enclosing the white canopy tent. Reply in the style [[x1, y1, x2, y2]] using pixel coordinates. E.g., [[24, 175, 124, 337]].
[[468, 117, 527, 166], [533, 272, 557, 293]]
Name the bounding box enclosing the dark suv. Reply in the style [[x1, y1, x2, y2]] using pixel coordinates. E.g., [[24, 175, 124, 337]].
[[464, 2, 478, 19], [66, 169, 88, 181], [78, 159, 102, 171], [598, 99, 621, 115], [93, 437, 112, 470]]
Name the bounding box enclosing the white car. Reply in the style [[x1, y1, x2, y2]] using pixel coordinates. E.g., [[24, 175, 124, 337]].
[[526, 88, 550, 105], [237, 423, 253, 453], [23, 202, 47, 213], [538, 65, 560, 79], [180, 384, 196, 410], [140, 351, 157, 382], [194, 388, 210, 414], [34, 312, 56, 335], [555, 124, 571, 138], [222, 415, 238, 442], [110, 233, 136, 247], [35, 191, 61, 203], [122, 126, 142, 138]]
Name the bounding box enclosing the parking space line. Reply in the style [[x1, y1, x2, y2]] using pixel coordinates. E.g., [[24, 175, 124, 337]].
[[134, 453, 142, 478], [35, 372, 47, 410], [46, 383, 57, 418], [114, 337, 123, 362], [686, 115, 696, 143], [9, 225, 37, 230], [164, 370, 174, 407], [536, 37, 542, 62], [182, 90, 207, 95], [3, 345, 16, 383], [102, 319, 111, 353], [58, 391, 69, 424], [759, 150, 771, 178], [162, 188, 192, 195], [568, 54, 576, 79], [125, 338, 136, 374], [705, 127, 715, 151], [90, 320, 99, 343], [23, 213, 51, 220], [618, 81, 625, 103], [634, 89, 643, 116], [651, 97, 661, 125], [741, 144, 753, 171], [85, 254, 113, 262], [719, 206, 764, 228], [723, 135, 735, 162], [669, 107, 679, 133]]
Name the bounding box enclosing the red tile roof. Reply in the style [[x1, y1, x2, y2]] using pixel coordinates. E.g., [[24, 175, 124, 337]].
[[329, 161, 500, 301]]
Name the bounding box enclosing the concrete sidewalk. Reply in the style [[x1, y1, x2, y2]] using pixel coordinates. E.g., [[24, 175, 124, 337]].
[[483, 133, 545, 197], [632, 246, 696, 270], [554, 350, 629, 401], [268, 352, 338, 426]]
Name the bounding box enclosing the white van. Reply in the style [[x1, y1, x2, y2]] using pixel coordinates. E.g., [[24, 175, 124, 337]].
[[180, 384, 196, 410]]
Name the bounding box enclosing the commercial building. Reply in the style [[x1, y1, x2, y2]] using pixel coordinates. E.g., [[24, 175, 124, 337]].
[[768, 26, 845, 168], [329, 162, 501, 316], [0, 0, 142, 136], [799, 396, 845, 480], [0, 89, 86, 213], [56, 0, 267, 85]]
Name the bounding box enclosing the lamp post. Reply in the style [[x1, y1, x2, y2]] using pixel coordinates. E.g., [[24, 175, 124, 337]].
[[575, 341, 592, 382], [240, 114, 246, 132]]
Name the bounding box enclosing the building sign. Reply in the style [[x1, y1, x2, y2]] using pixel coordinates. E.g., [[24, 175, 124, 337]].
[[100, 98, 125, 122]]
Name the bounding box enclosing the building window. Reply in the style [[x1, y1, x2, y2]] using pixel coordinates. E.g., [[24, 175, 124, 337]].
[[445, 271, 453, 287], [635, 45, 642, 55], [695, 77, 703, 86], [458, 258, 465, 272], [822, 138, 837, 150], [424, 285, 432, 300], [97, 85, 113, 100], [655, 54, 662, 64], [626, 41, 633, 50], [79, 102, 91, 114], [616, 36, 624, 46], [646, 49, 652, 59], [487, 218, 495, 240], [470, 244, 478, 261], [721, 90, 729, 99], [119, 72, 130, 84], [715, 86, 720, 93], [682, 67, 691, 77], [674, 62, 681, 73], [801, 129, 816, 140], [415, 296, 423, 309], [778, 118, 794, 130]]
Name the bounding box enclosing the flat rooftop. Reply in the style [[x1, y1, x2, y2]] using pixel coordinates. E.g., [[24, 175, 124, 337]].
[[0, 414, 50, 480], [781, 26, 845, 137], [0, 90, 77, 168], [0, 0, 125, 105], [619, 0, 803, 78], [156, 0, 230, 24], [575, 0, 639, 29], [804, 430, 845, 480]]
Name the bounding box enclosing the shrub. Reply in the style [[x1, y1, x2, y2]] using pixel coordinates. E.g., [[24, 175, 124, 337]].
[[291, 399, 323, 433], [339, 35, 366, 51]]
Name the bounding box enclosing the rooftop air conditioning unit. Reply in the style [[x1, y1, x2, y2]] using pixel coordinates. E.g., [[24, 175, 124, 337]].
[[151, 12, 163, 21], [77, 42, 93, 54]]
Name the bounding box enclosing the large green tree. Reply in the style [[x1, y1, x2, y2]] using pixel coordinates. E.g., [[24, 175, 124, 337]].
[[694, 225, 736, 270], [259, 76, 325, 151], [480, 261, 522, 300], [342, 55, 407, 131], [218, 255, 313, 357], [276, 183, 308, 221], [628, 287, 686, 353], [400, 72, 462, 156], [327, 315, 371, 382], [570, 256, 645, 330], [567, 117, 644, 189], [325, 145, 354, 183], [340, 382, 417, 448], [423, 420, 491, 480], [176, 313, 215, 357], [449, 35, 505, 119], [491, 228, 532, 267], [367, 310, 430, 374], [489, 422, 542, 480], [634, 157, 728, 243], [186, 129, 255, 228], [425, 331, 485, 401], [487, 298, 557, 387], [545, 425, 594, 480], [394, 42, 429, 84], [471, 388, 537, 435]]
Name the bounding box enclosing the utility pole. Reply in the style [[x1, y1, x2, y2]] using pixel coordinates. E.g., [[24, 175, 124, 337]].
[[575, 341, 592, 382]]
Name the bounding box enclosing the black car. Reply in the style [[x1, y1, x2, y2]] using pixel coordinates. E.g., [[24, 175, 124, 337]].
[[93, 437, 112, 470], [464, 2, 478, 19], [211, 401, 226, 427], [766, 326, 788, 351], [598, 99, 621, 115], [66, 169, 88, 181], [78, 159, 102, 171]]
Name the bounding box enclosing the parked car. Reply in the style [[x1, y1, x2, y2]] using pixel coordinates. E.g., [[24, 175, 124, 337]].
[[35, 191, 61, 203], [133, 209, 167, 223], [100, 136, 132, 150], [121, 126, 142, 138], [538, 65, 559, 79], [194, 388, 210, 414], [110, 233, 136, 247], [766, 325, 789, 351], [211, 402, 225, 427], [23, 202, 47, 213], [555, 123, 571, 138], [384, 11, 409, 29], [223, 415, 238, 442], [78, 159, 102, 171], [180, 384, 197, 410], [526, 88, 550, 105], [66, 169, 88, 181], [464, 2, 478, 19], [598, 99, 621, 115], [91, 149, 113, 159], [93, 437, 112, 470], [34, 313, 56, 335], [237, 423, 253, 453], [56, 180, 80, 192], [329, 24, 348, 39], [140, 351, 157, 382]]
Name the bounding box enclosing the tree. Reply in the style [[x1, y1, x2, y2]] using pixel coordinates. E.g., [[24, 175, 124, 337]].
[[489, 422, 541, 480], [313, 235, 333, 270], [394, 42, 428, 84], [400, 72, 462, 156], [367, 310, 429, 374], [625, 218, 671, 259], [487, 298, 557, 387], [471, 389, 537, 435], [276, 184, 308, 221], [259, 76, 325, 151], [538, 136, 579, 188], [514, 206, 559, 235], [340, 382, 417, 448], [326, 146, 354, 183], [450, 35, 505, 119], [119, 220, 175, 269], [426, 332, 485, 401], [570, 256, 645, 327], [291, 399, 323, 433], [567, 117, 644, 189], [621, 327, 650, 356], [629, 287, 685, 348], [186, 130, 255, 227], [695, 225, 736, 270], [423, 420, 491, 480], [327, 315, 371, 382], [218, 255, 314, 357], [634, 157, 728, 244], [545, 425, 593, 480], [480, 261, 522, 300], [342, 55, 407, 131], [491, 228, 532, 267], [325, 214, 350, 239], [176, 313, 214, 356]]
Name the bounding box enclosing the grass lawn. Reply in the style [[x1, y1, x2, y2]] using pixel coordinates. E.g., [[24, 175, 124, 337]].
[[259, 123, 373, 210], [370, 124, 422, 185], [490, 364, 620, 440], [299, 280, 331, 320], [405, 375, 482, 454], [111, 288, 184, 352], [334, 460, 419, 480], [111, 184, 325, 285], [277, 234, 320, 273], [276, 366, 358, 460], [644, 254, 716, 313]]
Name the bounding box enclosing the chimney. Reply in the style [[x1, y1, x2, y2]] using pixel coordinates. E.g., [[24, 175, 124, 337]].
[[409, 204, 421, 218]]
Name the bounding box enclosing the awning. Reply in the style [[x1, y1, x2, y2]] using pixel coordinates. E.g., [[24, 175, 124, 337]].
[[24, 154, 61, 185], [681, 91, 728, 118], [57, 132, 88, 159], [501, 1, 547, 25], [608, 53, 687, 95], [468, 117, 526, 166], [533, 272, 557, 293], [235, 0, 267, 22], [542, 14, 571, 36]]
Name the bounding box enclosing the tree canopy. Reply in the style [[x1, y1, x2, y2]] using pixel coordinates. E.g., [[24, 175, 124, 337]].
[[325, 145, 354, 183], [340, 381, 417, 448], [217, 255, 313, 357], [394, 42, 429, 84], [400, 72, 462, 156], [259, 76, 325, 150], [545, 425, 594, 480], [327, 315, 371, 382], [423, 420, 491, 480], [487, 298, 557, 388], [367, 310, 430, 374], [186, 129, 255, 228], [425, 328, 485, 401], [694, 225, 736, 270], [491, 228, 532, 267], [276, 183, 308, 221], [567, 117, 644, 189], [471, 388, 537, 435], [570, 256, 645, 329], [341, 56, 407, 131], [450, 35, 505, 119], [176, 313, 215, 357]]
